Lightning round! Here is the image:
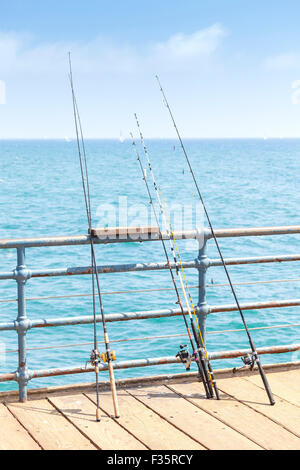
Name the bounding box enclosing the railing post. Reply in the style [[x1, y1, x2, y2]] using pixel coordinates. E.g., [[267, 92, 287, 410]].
[[15, 247, 31, 402], [197, 235, 209, 343]]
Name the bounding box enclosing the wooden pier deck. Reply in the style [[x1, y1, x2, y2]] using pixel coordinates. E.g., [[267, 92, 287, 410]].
[[0, 363, 299, 450]]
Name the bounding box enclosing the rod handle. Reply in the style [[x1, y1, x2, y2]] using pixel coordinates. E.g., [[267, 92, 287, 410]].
[[257, 359, 275, 406], [108, 361, 120, 418], [207, 363, 221, 400]]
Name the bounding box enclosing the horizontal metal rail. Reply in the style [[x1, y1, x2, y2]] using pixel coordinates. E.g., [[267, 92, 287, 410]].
[[210, 226, 300, 238], [209, 253, 300, 267], [0, 343, 298, 384], [0, 225, 299, 249], [0, 254, 299, 281], [0, 298, 299, 332], [0, 225, 299, 401]]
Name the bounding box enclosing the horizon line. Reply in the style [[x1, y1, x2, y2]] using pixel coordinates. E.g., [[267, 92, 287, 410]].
[[1, 136, 300, 141]]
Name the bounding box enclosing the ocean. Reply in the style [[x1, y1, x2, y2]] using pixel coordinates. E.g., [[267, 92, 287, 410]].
[[0, 138, 299, 391]]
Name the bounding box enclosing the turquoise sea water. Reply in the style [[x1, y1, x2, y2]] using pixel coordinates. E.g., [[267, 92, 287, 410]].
[[0, 138, 299, 391]]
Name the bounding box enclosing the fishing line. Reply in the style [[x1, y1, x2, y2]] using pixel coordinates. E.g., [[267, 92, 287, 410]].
[[159, 190, 220, 399], [0, 277, 298, 304], [133, 116, 219, 399], [68, 53, 120, 421], [2, 323, 299, 355], [156, 75, 275, 405], [131, 125, 215, 399]]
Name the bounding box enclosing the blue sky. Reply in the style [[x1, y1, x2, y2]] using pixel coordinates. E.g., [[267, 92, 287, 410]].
[[1, 0, 300, 138]]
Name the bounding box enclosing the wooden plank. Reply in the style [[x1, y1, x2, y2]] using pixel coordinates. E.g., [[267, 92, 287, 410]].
[[128, 384, 260, 450], [246, 370, 300, 407], [0, 403, 41, 450], [218, 376, 300, 440], [7, 399, 95, 450], [86, 389, 203, 450], [91, 226, 159, 238], [49, 393, 146, 450], [168, 381, 299, 450]]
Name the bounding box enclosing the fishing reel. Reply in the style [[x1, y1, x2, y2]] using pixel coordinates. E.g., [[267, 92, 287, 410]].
[[176, 345, 192, 372], [233, 353, 256, 374], [242, 353, 255, 369], [86, 349, 117, 369], [100, 351, 117, 363], [86, 349, 101, 369]]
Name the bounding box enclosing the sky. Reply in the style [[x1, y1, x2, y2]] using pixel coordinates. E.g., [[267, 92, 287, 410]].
[[1, 0, 300, 138]]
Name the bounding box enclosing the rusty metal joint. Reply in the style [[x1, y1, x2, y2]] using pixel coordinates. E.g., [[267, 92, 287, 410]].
[[15, 368, 33, 386], [13, 267, 31, 283], [194, 257, 210, 271], [196, 304, 211, 316], [14, 319, 32, 333]]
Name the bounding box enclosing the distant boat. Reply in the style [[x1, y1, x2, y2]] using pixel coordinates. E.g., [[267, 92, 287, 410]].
[[65, 136, 72, 143], [263, 135, 268, 141], [119, 132, 125, 143]]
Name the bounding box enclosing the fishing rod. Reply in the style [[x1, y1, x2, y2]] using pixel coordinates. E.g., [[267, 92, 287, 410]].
[[133, 118, 219, 399], [159, 191, 220, 400], [134, 115, 220, 400], [156, 75, 275, 406], [131, 121, 214, 399], [68, 53, 120, 421], [131, 131, 212, 399]]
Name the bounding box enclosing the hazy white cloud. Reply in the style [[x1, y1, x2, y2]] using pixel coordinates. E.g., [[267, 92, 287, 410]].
[[0, 80, 6, 104], [152, 24, 226, 62], [0, 24, 226, 77], [291, 80, 300, 104], [264, 52, 300, 70], [0, 32, 22, 67], [0, 25, 227, 138]]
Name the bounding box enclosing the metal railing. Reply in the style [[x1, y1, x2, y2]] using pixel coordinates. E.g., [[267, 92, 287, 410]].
[[0, 225, 300, 401]]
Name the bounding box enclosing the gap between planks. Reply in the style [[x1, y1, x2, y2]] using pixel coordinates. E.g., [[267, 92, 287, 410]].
[[243, 370, 300, 408], [216, 375, 300, 440], [126, 384, 261, 450], [48, 393, 146, 450], [165, 381, 300, 450], [84, 389, 204, 450], [6, 398, 96, 450], [0, 403, 42, 450]]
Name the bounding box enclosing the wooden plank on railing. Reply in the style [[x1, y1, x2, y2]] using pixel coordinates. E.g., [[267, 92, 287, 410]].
[[91, 226, 160, 239]]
